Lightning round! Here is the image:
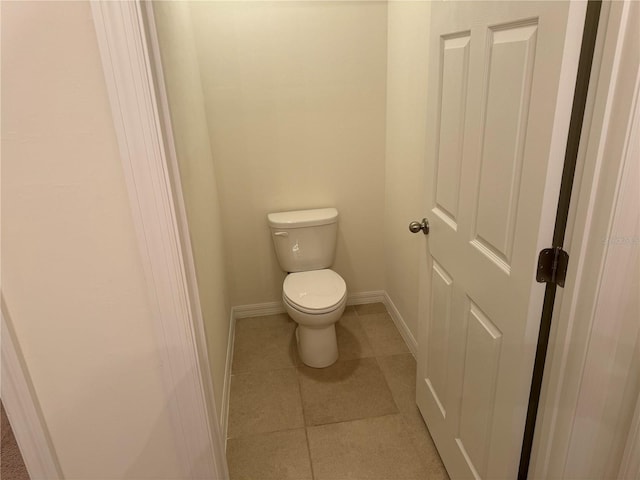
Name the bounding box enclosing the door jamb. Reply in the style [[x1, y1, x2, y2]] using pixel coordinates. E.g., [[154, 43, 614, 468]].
[[518, 1, 603, 477], [531, 0, 640, 477], [90, 2, 228, 478], [1, 301, 63, 479]]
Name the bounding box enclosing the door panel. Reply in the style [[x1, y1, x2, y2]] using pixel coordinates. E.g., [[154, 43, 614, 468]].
[[434, 33, 470, 229], [457, 301, 503, 479], [416, 2, 584, 478], [473, 21, 537, 269], [427, 261, 454, 419]]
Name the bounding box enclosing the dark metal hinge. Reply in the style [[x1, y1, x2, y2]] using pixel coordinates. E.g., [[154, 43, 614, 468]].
[[536, 247, 569, 287]]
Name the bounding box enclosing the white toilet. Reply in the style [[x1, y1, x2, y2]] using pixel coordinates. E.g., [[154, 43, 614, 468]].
[[268, 208, 347, 368]]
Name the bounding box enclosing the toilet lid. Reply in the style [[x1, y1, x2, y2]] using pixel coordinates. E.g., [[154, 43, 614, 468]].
[[283, 269, 346, 312]]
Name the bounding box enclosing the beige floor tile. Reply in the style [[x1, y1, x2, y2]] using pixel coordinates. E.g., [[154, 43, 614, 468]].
[[342, 305, 358, 318], [232, 315, 298, 374], [377, 354, 449, 477], [377, 353, 419, 416], [227, 428, 312, 480], [354, 302, 387, 315], [335, 316, 375, 361], [298, 357, 397, 426], [404, 414, 450, 479], [360, 312, 409, 356], [307, 414, 429, 480], [228, 368, 304, 438]]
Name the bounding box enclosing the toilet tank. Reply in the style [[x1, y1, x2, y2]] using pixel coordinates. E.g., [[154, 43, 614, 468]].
[[267, 208, 338, 273]]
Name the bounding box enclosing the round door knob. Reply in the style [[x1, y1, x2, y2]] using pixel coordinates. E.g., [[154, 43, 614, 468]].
[[409, 218, 430, 235]]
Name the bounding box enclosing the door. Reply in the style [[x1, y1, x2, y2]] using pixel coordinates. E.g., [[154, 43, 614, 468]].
[[415, 2, 586, 478]]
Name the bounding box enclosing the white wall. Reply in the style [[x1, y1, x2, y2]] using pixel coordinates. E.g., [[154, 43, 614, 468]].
[[384, 1, 432, 340], [152, 1, 231, 422], [189, 1, 388, 306], [1, 2, 184, 478]]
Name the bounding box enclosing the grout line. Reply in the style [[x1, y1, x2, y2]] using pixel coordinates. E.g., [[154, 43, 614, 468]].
[[293, 354, 317, 480], [373, 354, 404, 417], [226, 425, 307, 442], [305, 411, 407, 431], [230, 364, 299, 378]]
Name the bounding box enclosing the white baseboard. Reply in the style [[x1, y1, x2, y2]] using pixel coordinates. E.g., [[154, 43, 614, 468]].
[[382, 293, 418, 357], [233, 301, 285, 319], [347, 291, 386, 306], [1, 304, 63, 479], [232, 291, 388, 319], [220, 308, 236, 448]]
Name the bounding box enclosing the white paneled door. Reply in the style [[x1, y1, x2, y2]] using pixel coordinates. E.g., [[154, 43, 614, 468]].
[[416, 2, 586, 478]]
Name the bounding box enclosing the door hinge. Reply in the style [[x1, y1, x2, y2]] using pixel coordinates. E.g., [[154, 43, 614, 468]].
[[536, 247, 569, 287]]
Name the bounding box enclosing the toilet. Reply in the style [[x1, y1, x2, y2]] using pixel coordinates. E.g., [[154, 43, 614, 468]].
[[267, 208, 347, 368]]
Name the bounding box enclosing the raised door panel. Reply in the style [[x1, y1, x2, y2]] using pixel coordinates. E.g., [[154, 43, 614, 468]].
[[426, 261, 454, 419], [433, 33, 471, 230], [456, 301, 503, 479], [471, 22, 538, 273]]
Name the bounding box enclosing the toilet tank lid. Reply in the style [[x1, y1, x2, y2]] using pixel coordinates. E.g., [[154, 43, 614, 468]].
[[267, 208, 338, 229]]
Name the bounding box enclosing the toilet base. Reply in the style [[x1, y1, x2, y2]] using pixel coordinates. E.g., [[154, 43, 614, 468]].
[[296, 324, 338, 368]]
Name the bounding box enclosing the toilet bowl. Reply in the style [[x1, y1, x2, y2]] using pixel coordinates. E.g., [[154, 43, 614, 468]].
[[267, 208, 346, 368], [282, 269, 347, 368]]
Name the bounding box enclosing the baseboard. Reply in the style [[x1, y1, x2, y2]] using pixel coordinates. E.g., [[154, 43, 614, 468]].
[[220, 308, 236, 449], [233, 301, 285, 319], [347, 291, 386, 306], [382, 293, 418, 357], [1, 302, 63, 479]]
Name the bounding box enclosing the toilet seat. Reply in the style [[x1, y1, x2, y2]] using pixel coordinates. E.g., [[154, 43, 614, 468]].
[[283, 269, 346, 314]]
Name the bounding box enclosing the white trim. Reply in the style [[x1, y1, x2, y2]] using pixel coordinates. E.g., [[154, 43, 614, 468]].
[[620, 389, 640, 479], [221, 309, 236, 445], [347, 290, 386, 306], [1, 303, 63, 479], [382, 293, 418, 357], [231, 291, 389, 319], [233, 301, 285, 319], [140, 0, 223, 440], [531, 1, 640, 477], [90, 2, 227, 479]]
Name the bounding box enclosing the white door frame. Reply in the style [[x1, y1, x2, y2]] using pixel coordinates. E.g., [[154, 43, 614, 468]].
[[1, 302, 63, 479], [90, 2, 228, 479], [531, 0, 640, 477]]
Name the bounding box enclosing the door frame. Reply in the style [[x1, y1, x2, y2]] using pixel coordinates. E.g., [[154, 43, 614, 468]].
[[531, 0, 640, 477], [1, 301, 63, 479], [90, 1, 228, 478]]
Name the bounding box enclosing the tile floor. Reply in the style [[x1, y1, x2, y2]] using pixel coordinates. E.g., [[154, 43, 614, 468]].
[[227, 302, 449, 480]]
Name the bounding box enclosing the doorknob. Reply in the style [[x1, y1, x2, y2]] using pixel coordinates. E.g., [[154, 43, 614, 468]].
[[409, 218, 430, 235]]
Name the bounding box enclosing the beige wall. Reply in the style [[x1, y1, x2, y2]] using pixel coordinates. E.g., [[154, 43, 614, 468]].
[[189, 1, 388, 306], [152, 1, 231, 421], [1, 2, 184, 478], [384, 1, 432, 339]]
